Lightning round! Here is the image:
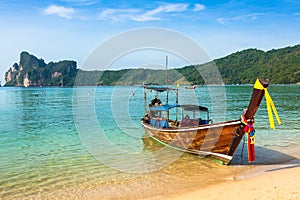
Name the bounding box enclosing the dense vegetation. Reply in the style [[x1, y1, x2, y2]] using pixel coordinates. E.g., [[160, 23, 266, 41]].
[[215, 45, 300, 84], [178, 44, 300, 84], [4, 45, 300, 86]]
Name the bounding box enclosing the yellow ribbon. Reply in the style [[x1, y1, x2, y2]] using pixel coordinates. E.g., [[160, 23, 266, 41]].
[[254, 79, 281, 129]]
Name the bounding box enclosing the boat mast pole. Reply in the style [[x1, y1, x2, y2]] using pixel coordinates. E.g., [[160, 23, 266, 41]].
[[143, 81, 146, 115], [176, 89, 178, 121], [166, 55, 169, 104], [166, 56, 169, 121]]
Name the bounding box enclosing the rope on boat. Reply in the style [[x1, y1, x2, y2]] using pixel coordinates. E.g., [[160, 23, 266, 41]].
[[254, 79, 281, 129]]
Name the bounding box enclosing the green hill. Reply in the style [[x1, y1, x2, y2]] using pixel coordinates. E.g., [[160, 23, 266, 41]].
[[178, 44, 300, 84], [4, 45, 300, 86], [215, 45, 300, 84]]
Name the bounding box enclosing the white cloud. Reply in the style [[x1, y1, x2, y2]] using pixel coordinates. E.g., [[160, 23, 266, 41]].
[[156, 3, 188, 13], [217, 13, 264, 24], [217, 18, 225, 24], [61, 0, 98, 6], [134, 3, 188, 21], [99, 9, 141, 22], [132, 10, 160, 22], [99, 3, 189, 22], [43, 5, 75, 19], [193, 4, 205, 11]]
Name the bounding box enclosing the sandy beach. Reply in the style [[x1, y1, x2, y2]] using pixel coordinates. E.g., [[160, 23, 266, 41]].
[[166, 155, 300, 200], [19, 151, 300, 200]]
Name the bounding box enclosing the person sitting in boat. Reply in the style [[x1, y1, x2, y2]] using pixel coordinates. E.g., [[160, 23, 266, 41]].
[[150, 95, 162, 107]]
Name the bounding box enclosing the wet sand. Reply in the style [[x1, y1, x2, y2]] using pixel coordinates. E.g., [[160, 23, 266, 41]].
[[166, 155, 300, 200], [21, 147, 300, 199], [23, 154, 253, 200]]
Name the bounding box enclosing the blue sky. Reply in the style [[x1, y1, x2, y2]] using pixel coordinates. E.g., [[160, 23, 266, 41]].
[[0, 0, 300, 84]]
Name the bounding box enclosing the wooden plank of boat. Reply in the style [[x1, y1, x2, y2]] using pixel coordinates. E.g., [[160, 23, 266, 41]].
[[142, 120, 241, 164]]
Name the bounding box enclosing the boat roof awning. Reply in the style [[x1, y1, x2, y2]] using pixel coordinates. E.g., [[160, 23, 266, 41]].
[[150, 104, 180, 111], [150, 104, 208, 111], [144, 86, 178, 92], [181, 105, 208, 111]]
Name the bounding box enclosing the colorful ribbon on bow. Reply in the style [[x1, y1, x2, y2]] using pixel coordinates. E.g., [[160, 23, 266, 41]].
[[254, 79, 281, 129], [241, 112, 256, 162]]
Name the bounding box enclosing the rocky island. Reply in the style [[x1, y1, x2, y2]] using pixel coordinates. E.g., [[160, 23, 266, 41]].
[[5, 52, 77, 87]]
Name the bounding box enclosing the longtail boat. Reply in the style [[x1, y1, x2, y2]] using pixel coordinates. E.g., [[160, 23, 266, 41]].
[[141, 78, 279, 164], [184, 85, 197, 90]]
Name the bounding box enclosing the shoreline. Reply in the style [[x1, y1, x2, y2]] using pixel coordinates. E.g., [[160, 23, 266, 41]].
[[165, 154, 300, 200], [4, 144, 300, 199], [15, 150, 300, 200], [7, 153, 300, 199]]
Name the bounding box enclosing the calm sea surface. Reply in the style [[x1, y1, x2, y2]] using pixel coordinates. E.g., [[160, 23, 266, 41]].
[[0, 85, 299, 199]]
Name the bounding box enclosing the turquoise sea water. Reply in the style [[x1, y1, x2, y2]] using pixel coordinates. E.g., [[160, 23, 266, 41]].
[[0, 85, 299, 199]]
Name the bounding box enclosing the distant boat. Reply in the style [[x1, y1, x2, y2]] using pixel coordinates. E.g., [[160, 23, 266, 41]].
[[24, 82, 29, 88], [184, 85, 196, 89], [141, 78, 273, 164]]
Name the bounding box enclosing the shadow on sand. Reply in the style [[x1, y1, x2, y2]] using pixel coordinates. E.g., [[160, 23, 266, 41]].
[[230, 142, 298, 165]]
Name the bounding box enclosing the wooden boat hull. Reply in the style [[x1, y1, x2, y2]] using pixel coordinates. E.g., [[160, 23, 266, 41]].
[[142, 120, 244, 164], [141, 79, 270, 164]]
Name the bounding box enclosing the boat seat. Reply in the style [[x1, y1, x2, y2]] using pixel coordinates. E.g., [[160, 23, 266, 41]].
[[181, 119, 199, 127], [150, 119, 169, 128], [199, 119, 209, 125]]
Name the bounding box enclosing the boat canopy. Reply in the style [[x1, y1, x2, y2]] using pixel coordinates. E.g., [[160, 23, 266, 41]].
[[150, 104, 208, 112], [181, 105, 208, 112], [144, 86, 178, 92], [150, 104, 180, 111]]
